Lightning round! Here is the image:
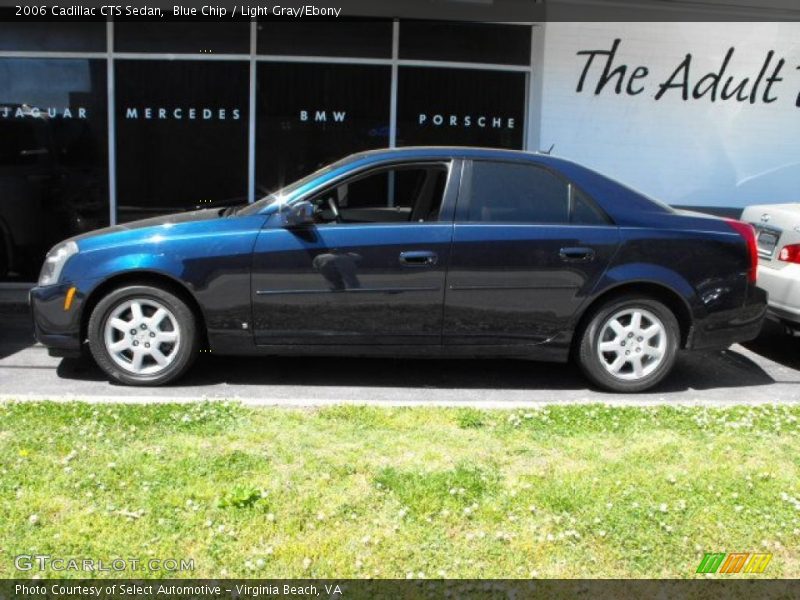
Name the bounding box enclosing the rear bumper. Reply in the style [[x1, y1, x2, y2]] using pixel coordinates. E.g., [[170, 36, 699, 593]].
[[757, 262, 800, 325], [29, 281, 87, 356], [688, 285, 768, 350]]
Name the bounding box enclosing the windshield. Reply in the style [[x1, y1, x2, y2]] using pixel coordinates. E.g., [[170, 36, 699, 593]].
[[237, 156, 354, 216]]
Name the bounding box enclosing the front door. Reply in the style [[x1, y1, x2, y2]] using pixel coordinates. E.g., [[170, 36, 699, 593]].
[[444, 159, 620, 346], [251, 160, 460, 346]]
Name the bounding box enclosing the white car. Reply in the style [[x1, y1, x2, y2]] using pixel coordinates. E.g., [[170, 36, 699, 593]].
[[741, 203, 800, 335]]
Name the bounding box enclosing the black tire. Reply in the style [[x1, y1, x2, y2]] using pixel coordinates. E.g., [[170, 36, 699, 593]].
[[577, 295, 680, 393], [87, 285, 199, 386]]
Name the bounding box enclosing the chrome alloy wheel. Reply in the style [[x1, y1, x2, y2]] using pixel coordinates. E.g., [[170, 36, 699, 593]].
[[596, 307, 667, 381], [102, 298, 181, 375]]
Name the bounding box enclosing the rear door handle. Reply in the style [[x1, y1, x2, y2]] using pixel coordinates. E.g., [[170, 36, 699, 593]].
[[399, 250, 438, 267], [559, 247, 595, 262]]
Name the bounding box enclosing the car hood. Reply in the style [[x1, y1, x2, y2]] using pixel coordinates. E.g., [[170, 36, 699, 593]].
[[68, 208, 225, 244]]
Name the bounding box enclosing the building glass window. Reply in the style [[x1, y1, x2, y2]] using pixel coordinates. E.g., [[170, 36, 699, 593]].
[[114, 21, 250, 54], [0, 18, 537, 282], [0, 58, 108, 281], [0, 22, 106, 52], [399, 21, 531, 66], [257, 19, 393, 58], [114, 60, 249, 221], [396, 67, 526, 149], [256, 62, 391, 194]]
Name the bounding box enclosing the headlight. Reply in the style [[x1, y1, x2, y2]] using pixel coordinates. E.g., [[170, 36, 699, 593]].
[[38, 241, 78, 286]]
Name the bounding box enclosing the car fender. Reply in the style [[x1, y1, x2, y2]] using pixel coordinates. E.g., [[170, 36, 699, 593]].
[[585, 262, 701, 319], [65, 249, 190, 287], [63, 229, 257, 348]]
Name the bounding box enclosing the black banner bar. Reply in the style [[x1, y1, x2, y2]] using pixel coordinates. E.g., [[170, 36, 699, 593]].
[[4, 579, 800, 600], [0, 0, 797, 22]]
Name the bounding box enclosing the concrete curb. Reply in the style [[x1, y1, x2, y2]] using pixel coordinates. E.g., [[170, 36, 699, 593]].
[[1, 394, 798, 408]]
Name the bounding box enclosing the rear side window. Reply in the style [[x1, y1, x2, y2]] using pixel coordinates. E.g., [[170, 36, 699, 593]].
[[570, 186, 609, 225], [464, 161, 608, 225]]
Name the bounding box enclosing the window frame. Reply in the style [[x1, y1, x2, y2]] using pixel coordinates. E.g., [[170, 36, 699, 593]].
[[456, 159, 614, 226], [398, 20, 532, 66], [295, 158, 462, 227]]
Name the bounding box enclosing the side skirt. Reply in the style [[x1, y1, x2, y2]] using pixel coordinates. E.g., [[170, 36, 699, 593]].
[[210, 337, 571, 362]]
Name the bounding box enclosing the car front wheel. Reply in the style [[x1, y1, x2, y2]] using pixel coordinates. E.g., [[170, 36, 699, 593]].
[[577, 295, 680, 393], [88, 285, 199, 386]]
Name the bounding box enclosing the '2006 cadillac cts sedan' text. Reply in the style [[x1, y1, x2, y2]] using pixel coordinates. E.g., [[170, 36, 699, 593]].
[[30, 148, 766, 392]]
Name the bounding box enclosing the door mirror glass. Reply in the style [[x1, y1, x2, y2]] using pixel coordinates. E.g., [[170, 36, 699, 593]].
[[282, 200, 315, 227]]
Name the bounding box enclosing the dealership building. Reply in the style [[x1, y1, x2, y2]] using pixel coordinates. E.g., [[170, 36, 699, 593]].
[[0, 0, 798, 282]]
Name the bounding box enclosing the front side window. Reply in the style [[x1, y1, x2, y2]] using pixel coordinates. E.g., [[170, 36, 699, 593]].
[[465, 161, 608, 225], [307, 164, 448, 225]]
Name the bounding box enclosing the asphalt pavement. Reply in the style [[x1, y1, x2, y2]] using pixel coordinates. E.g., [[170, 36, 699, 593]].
[[1, 307, 798, 407]]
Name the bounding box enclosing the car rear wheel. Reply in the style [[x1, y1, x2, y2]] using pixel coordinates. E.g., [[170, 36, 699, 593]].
[[577, 295, 679, 393], [88, 285, 199, 386]]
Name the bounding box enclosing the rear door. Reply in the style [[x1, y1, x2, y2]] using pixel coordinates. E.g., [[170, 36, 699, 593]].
[[443, 159, 620, 346], [251, 160, 460, 346]]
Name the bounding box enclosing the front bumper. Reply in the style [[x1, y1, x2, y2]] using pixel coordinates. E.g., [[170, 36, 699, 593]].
[[688, 284, 768, 350], [29, 281, 87, 357]]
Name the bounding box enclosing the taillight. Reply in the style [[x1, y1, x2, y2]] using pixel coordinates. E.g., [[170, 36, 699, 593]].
[[724, 218, 758, 283], [778, 244, 800, 264]]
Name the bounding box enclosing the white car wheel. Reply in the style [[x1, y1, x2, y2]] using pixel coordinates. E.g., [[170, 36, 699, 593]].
[[102, 298, 182, 376]]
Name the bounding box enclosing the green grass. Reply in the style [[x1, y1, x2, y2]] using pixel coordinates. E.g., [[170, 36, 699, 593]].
[[1, 401, 799, 578]]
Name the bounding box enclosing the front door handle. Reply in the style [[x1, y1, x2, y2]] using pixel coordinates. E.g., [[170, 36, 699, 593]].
[[559, 247, 595, 262], [399, 250, 438, 267]]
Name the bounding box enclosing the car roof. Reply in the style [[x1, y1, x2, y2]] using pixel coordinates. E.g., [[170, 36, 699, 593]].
[[352, 146, 545, 163], [344, 146, 592, 176]]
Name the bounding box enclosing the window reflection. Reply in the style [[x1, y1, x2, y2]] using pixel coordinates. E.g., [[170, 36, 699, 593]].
[[0, 58, 108, 281], [257, 19, 393, 58], [115, 21, 250, 54], [0, 24, 533, 282], [399, 21, 531, 66], [0, 22, 106, 52], [114, 60, 249, 221], [256, 63, 391, 194], [397, 67, 526, 149]]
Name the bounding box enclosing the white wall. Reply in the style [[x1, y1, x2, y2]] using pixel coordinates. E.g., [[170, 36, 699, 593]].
[[539, 22, 800, 207]]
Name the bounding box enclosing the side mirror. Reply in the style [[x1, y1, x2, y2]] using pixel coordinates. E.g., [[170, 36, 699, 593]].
[[283, 200, 315, 227]]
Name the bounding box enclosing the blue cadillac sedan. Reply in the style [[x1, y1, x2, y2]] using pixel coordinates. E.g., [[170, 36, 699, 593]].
[[30, 147, 766, 392]]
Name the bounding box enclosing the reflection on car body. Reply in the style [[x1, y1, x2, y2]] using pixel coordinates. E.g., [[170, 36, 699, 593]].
[[313, 252, 362, 291]]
